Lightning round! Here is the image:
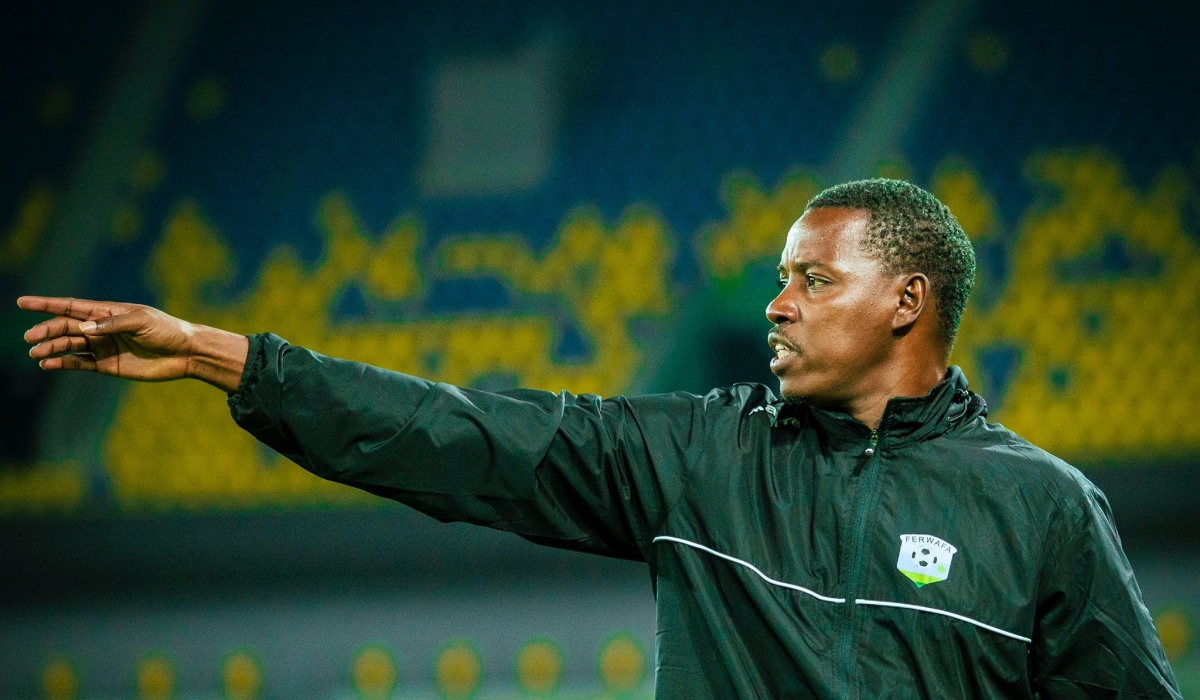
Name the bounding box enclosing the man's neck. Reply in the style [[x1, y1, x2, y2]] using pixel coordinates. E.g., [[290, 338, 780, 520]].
[[842, 362, 949, 430]]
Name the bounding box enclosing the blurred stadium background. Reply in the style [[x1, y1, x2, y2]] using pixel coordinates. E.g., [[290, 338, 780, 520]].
[[2, 0, 1198, 697]]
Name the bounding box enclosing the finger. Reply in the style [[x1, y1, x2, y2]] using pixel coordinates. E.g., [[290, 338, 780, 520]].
[[80, 309, 147, 336], [38, 353, 98, 373], [29, 335, 91, 359], [24, 316, 86, 343], [16, 296, 126, 320]]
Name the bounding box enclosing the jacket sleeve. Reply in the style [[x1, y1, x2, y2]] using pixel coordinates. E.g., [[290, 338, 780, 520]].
[[1032, 481, 1181, 699], [225, 332, 710, 561]]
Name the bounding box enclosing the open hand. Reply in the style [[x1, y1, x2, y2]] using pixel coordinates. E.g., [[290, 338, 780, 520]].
[[20, 296, 249, 391]]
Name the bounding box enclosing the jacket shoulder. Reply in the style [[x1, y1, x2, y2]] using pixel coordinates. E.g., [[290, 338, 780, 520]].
[[591, 383, 779, 440], [959, 419, 1104, 527], [695, 382, 780, 414]]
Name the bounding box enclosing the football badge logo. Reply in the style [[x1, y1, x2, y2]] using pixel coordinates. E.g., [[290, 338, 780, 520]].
[[897, 534, 957, 587]]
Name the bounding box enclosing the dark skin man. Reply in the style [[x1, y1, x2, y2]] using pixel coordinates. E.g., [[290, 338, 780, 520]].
[[16, 181, 1181, 698]]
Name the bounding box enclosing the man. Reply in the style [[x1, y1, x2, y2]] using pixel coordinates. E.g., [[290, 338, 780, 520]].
[[19, 180, 1180, 698]]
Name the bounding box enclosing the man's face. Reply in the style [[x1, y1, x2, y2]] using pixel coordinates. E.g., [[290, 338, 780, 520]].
[[767, 207, 901, 405]]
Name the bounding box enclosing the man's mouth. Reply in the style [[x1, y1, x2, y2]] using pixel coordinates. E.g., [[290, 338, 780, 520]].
[[768, 332, 798, 365]]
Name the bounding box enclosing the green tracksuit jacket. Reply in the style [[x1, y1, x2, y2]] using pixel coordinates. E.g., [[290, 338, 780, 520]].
[[227, 333, 1181, 699]]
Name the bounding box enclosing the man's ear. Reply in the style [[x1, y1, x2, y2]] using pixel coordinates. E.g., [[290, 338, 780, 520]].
[[892, 273, 929, 331]]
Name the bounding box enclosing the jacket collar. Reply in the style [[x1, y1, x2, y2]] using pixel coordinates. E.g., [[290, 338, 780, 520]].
[[772, 365, 986, 448]]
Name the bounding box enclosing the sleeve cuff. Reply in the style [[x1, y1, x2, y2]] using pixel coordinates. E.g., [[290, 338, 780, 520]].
[[226, 332, 288, 435]]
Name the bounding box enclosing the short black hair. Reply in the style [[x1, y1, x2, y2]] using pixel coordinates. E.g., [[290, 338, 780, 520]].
[[804, 178, 976, 348]]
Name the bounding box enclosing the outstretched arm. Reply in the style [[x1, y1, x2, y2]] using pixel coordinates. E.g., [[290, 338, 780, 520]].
[[225, 332, 708, 559], [18, 296, 248, 393], [18, 295, 719, 560]]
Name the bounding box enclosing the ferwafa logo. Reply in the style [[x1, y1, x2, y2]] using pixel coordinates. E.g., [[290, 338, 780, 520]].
[[897, 534, 957, 587]]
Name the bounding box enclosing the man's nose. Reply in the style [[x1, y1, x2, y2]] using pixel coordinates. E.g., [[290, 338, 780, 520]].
[[765, 291, 798, 325]]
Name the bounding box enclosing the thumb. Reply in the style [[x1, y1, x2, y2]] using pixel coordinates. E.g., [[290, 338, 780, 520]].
[[79, 310, 146, 335]]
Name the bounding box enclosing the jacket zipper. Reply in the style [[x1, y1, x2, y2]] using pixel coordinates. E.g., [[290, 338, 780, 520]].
[[836, 426, 884, 698]]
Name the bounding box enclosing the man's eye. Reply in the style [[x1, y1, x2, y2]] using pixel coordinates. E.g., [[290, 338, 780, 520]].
[[806, 275, 826, 288], [777, 277, 788, 289]]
